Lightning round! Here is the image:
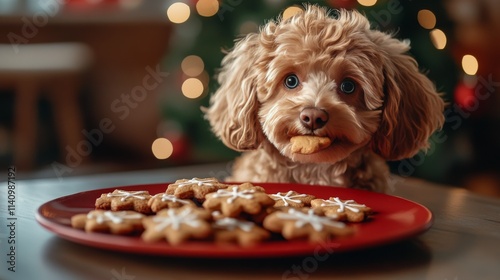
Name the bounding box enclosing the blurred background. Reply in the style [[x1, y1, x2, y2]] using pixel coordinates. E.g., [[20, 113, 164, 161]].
[[0, 0, 499, 196]]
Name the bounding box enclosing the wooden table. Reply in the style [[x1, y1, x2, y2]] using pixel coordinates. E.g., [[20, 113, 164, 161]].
[[1, 163, 500, 280]]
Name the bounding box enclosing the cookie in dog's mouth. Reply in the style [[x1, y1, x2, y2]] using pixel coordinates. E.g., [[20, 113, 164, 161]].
[[289, 135, 332, 154]]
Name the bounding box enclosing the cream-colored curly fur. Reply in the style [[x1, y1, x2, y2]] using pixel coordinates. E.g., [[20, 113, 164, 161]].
[[204, 5, 444, 192]]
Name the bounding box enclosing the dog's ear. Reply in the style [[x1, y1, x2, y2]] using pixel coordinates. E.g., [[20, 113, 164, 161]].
[[204, 33, 265, 151], [369, 32, 445, 160]]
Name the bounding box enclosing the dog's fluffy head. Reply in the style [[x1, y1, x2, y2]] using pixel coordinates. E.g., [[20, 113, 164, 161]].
[[205, 5, 444, 163]]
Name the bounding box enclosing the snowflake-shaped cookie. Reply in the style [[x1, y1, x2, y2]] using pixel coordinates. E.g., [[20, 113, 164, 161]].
[[166, 177, 228, 201], [202, 183, 275, 218], [269, 190, 315, 207], [95, 189, 152, 214], [141, 206, 212, 244], [71, 210, 145, 234], [212, 217, 270, 246], [311, 197, 372, 222], [263, 208, 353, 242], [148, 193, 196, 213]]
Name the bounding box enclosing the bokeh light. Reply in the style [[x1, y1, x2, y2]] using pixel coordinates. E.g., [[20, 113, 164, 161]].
[[239, 20, 259, 34], [357, 0, 377, 7], [417, 9, 436, 29], [282, 6, 303, 20], [196, 0, 219, 17], [182, 78, 204, 99], [429, 29, 447, 50], [181, 55, 204, 77], [462, 54, 479, 75], [197, 70, 210, 88], [167, 2, 190, 24], [151, 138, 173, 159]]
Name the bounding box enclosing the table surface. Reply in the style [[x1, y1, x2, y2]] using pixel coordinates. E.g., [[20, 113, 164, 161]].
[[1, 163, 500, 280]]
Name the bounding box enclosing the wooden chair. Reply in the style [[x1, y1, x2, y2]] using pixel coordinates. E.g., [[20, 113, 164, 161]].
[[0, 43, 92, 170]]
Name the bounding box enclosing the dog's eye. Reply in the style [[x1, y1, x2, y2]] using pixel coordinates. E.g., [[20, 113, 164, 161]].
[[284, 74, 300, 89], [340, 79, 356, 94], [330, 9, 340, 20]]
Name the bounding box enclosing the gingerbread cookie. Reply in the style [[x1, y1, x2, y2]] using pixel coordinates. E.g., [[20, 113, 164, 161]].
[[212, 217, 270, 246], [202, 183, 275, 218], [263, 208, 353, 242], [311, 197, 371, 222], [141, 206, 212, 244], [166, 177, 228, 201], [270, 190, 315, 208], [95, 190, 152, 214], [148, 193, 196, 213], [71, 210, 145, 235], [290, 136, 331, 154]]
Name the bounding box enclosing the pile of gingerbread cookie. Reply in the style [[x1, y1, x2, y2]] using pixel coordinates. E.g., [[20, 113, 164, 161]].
[[71, 177, 372, 247]]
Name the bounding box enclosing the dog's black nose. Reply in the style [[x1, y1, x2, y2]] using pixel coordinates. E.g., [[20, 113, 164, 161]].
[[300, 107, 329, 130]]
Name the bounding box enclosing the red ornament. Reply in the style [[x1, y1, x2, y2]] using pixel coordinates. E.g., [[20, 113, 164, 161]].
[[454, 81, 484, 115], [167, 133, 191, 161], [327, 0, 358, 9]]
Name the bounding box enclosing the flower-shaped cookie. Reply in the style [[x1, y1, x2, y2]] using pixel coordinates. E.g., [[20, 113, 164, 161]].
[[141, 206, 212, 244], [269, 190, 315, 207], [95, 189, 152, 214], [166, 177, 228, 201], [263, 208, 353, 242], [202, 183, 275, 217], [311, 197, 371, 222], [212, 217, 270, 246], [71, 210, 145, 234], [148, 193, 196, 213]]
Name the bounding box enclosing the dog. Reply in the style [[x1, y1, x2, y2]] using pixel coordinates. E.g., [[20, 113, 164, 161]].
[[203, 5, 445, 192]]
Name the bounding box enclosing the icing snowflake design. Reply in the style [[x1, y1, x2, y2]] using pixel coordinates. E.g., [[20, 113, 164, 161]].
[[107, 190, 149, 202], [88, 211, 143, 224], [154, 193, 191, 204], [152, 207, 203, 231], [276, 208, 345, 231], [320, 197, 366, 213], [175, 178, 218, 189], [213, 186, 255, 204], [213, 217, 254, 232], [270, 191, 308, 206]]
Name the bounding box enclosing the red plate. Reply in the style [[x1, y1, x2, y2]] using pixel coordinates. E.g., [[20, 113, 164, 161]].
[[36, 182, 432, 258]]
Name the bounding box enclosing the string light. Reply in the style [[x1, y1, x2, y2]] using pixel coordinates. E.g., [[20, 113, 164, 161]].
[[462, 54, 479, 75], [182, 78, 204, 99], [357, 0, 377, 7], [429, 29, 447, 50], [151, 138, 173, 159], [282, 6, 303, 20], [196, 0, 219, 17], [181, 55, 204, 77], [417, 9, 436, 29], [166, 2, 190, 24]]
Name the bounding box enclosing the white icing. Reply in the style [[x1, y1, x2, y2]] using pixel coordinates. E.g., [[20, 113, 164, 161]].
[[87, 211, 143, 224], [213, 217, 254, 232], [270, 190, 308, 206], [213, 186, 255, 204], [154, 193, 191, 204], [107, 190, 149, 202], [211, 210, 222, 217], [319, 197, 366, 213], [276, 208, 345, 231], [152, 207, 202, 231], [175, 178, 218, 190]]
